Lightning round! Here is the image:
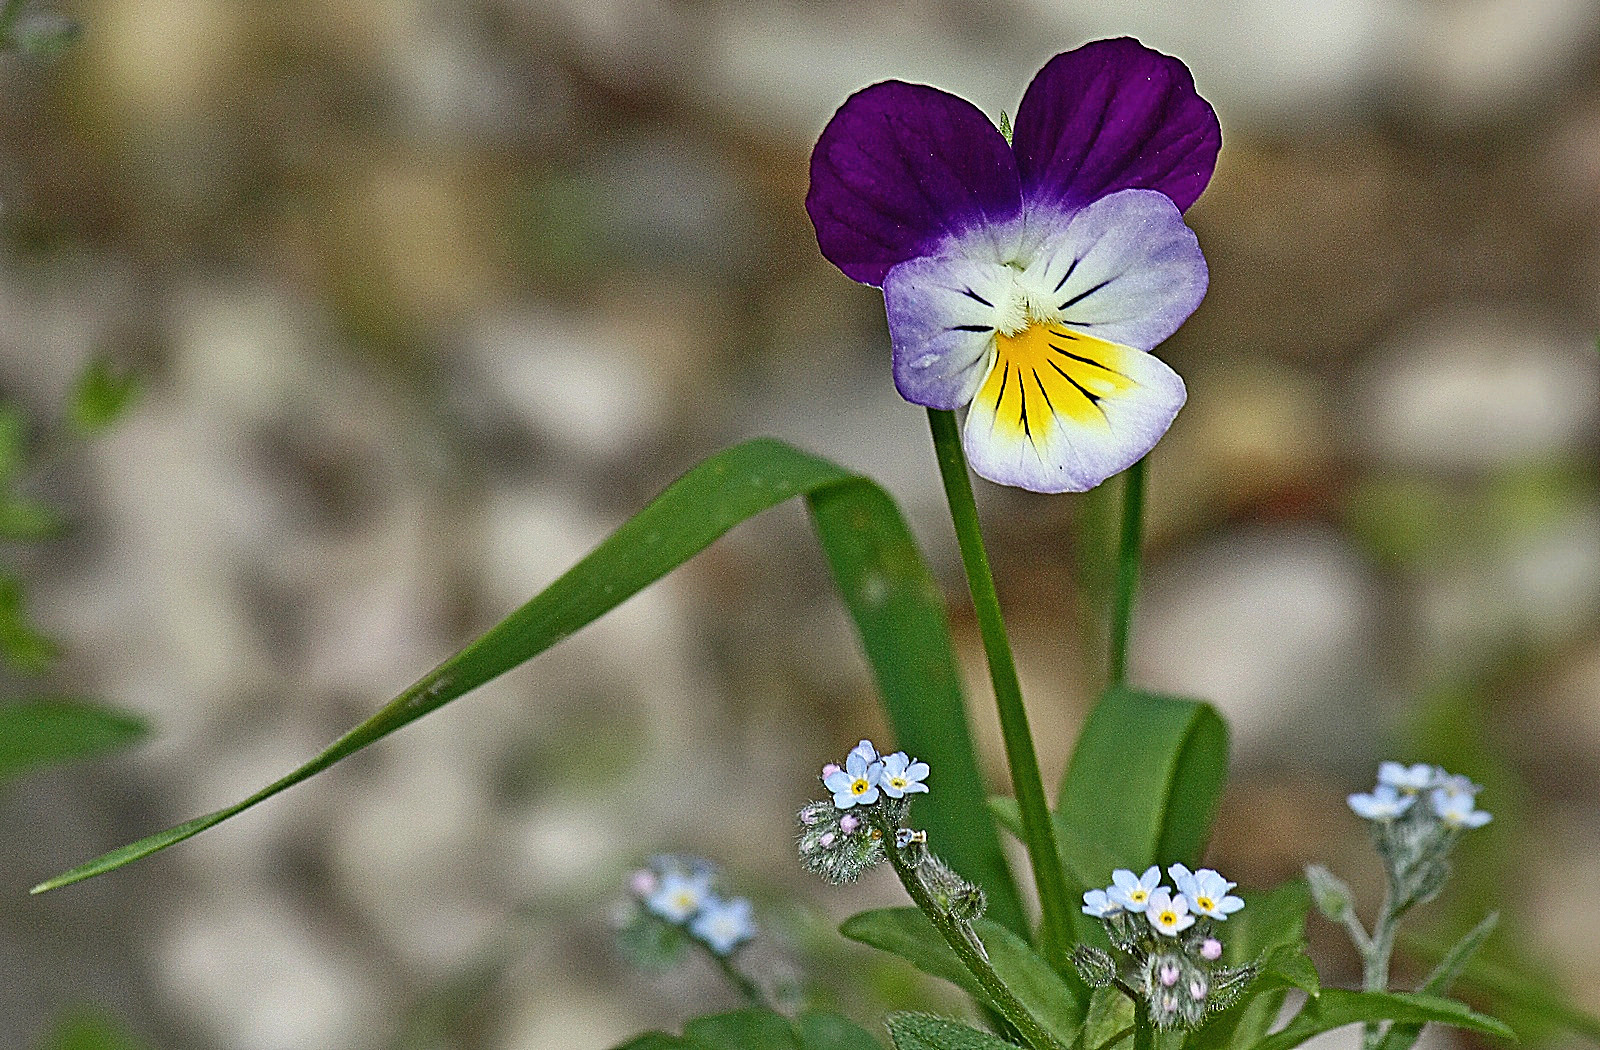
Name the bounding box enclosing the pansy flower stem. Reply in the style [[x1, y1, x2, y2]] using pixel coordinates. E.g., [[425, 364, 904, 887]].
[[875, 806, 1067, 1050], [926, 407, 1075, 971], [1107, 456, 1147, 689]]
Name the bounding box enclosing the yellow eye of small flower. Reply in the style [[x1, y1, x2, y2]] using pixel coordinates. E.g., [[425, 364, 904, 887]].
[[851, 779, 869, 795], [1131, 890, 1147, 902], [674, 892, 695, 909], [1197, 896, 1214, 910], [890, 777, 908, 788], [1159, 911, 1176, 924]]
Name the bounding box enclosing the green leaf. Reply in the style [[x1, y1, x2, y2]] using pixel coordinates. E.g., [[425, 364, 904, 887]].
[[1376, 913, 1499, 1050], [1056, 686, 1229, 882], [68, 359, 139, 434], [0, 571, 59, 674], [41, 1009, 151, 1050], [0, 404, 26, 486], [797, 1012, 884, 1050], [1079, 987, 1133, 1050], [611, 1036, 694, 1050], [0, 699, 148, 783], [839, 908, 1085, 1043], [32, 439, 1019, 929], [683, 1009, 802, 1050], [1254, 990, 1513, 1050], [1405, 934, 1600, 1042], [987, 796, 1123, 890], [885, 1013, 1017, 1050]]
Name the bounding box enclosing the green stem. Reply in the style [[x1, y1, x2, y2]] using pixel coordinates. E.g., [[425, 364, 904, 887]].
[[1360, 884, 1401, 1050], [878, 810, 1066, 1050], [696, 937, 768, 1009], [1107, 457, 1147, 689], [925, 408, 1074, 971], [1133, 1012, 1155, 1050]]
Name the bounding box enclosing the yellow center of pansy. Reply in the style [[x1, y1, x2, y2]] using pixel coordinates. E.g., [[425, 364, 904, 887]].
[[851, 778, 870, 795], [979, 323, 1136, 438]]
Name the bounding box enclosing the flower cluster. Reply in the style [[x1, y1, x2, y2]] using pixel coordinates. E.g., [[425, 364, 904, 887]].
[[1346, 762, 1491, 912], [798, 739, 928, 884], [1074, 864, 1254, 1030], [621, 855, 756, 960]]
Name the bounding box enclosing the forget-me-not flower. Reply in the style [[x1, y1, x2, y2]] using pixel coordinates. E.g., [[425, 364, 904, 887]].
[[1082, 888, 1121, 917], [807, 38, 1220, 492], [1173, 868, 1244, 920], [880, 751, 930, 798], [1378, 762, 1437, 793], [1145, 889, 1196, 937], [1108, 865, 1165, 913], [690, 895, 756, 955], [1348, 784, 1416, 821], [1431, 787, 1492, 829], [647, 868, 714, 923], [825, 749, 883, 809]]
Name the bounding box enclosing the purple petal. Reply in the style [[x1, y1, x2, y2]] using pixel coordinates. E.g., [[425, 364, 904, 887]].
[[884, 251, 1013, 409], [1022, 190, 1207, 352], [1012, 38, 1220, 217], [808, 81, 1022, 287]]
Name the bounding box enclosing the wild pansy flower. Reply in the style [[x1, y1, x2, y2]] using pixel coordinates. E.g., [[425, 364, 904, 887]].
[[807, 38, 1219, 492], [1348, 783, 1415, 821], [825, 749, 883, 808], [880, 751, 930, 798], [1431, 787, 1492, 829], [1108, 865, 1165, 913], [690, 895, 756, 956], [1174, 868, 1244, 920], [1082, 888, 1120, 917], [1146, 889, 1196, 937]]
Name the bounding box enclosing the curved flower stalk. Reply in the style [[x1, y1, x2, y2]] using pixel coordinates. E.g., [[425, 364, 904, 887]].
[[799, 738, 1064, 1050], [807, 38, 1219, 493], [1309, 763, 1495, 1050], [619, 855, 765, 1005], [1073, 864, 1255, 1031]]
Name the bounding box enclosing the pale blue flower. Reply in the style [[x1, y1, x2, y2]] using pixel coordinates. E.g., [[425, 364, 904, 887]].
[[1108, 866, 1164, 913], [1174, 868, 1244, 920], [824, 750, 883, 809], [690, 895, 756, 955], [1378, 762, 1436, 793], [1145, 889, 1195, 937], [1434, 772, 1482, 797], [1348, 784, 1415, 821], [1082, 888, 1121, 917], [1431, 787, 1492, 829], [1167, 863, 1192, 884], [880, 752, 930, 798], [647, 868, 714, 922], [849, 739, 880, 765]]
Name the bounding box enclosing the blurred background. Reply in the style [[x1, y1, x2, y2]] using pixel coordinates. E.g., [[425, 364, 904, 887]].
[[2, 0, 1600, 1047]]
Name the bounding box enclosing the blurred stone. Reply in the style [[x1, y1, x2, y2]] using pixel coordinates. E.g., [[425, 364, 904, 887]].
[[1135, 526, 1382, 753], [1359, 309, 1600, 472], [157, 894, 389, 1050]]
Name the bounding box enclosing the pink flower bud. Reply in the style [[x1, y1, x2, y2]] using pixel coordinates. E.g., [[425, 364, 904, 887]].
[[1190, 978, 1208, 1000], [801, 809, 819, 825], [1201, 937, 1223, 960], [629, 870, 657, 897], [1159, 962, 1179, 986], [819, 832, 836, 848], [840, 814, 860, 834], [821, 763, 841, 779]]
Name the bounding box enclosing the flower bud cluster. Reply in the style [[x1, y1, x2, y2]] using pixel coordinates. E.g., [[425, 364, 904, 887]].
[[1347, 762, 1490, 911], [620, 855, 756, 961], [797, 739, 928, 884], [1075, 864, 1255, 1031]]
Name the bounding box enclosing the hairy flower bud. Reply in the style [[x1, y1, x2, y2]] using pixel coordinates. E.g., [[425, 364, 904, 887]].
[[1306, 863, 1354, 922], [1071, 944, 1117, 988], [797, 801, 884, 883]]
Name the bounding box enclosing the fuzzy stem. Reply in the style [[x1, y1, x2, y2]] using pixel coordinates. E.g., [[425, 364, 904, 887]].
[[876, 808, 1066, 1050], [695, 937, 768, 1009], [925, 408, 1074, 971], [1360, 883, 1402, 1050], [1107, 457, 1147, 689], [1133, 1011, 1155, 1050]]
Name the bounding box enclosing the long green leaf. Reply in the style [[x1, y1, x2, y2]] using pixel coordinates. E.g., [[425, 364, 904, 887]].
[[33, 438, 1020, 930], [885, 1014, 1017, 1050], [683, 1009, 801, 1050], [797, 1012, 883, 1050], [1405, 936, 1600, 1042], [1377, 913, 1499, 1050], [1252, 990, 1513, 1050], [0, 699, 148, 783], [840, 907, 1085, 1043]]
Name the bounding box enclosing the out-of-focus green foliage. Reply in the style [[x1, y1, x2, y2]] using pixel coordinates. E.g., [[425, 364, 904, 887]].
[[39, 1009, 151, 1050], [68, 359, 141, 435], [0, 699, 149, 785]]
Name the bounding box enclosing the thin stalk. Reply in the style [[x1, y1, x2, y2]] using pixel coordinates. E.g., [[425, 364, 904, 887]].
[[925, 408, 1074, 970], [695, 938, 768, 1009], [877, 810, 1066, 1050], [1133, 1012, 1155, 1050], [1107, 457, 1147, 689], [1361, 886, 1400, 1050]]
